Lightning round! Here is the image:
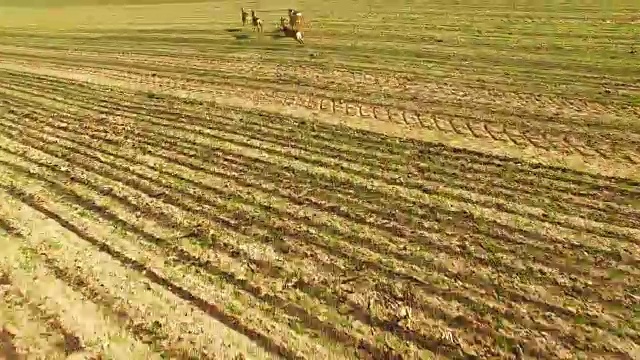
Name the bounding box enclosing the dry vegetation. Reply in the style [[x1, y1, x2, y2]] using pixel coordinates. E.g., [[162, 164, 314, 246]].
[[0, 0, 639, 359]]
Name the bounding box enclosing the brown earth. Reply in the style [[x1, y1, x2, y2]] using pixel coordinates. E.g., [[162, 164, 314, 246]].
[[0, 0, 639, 359]]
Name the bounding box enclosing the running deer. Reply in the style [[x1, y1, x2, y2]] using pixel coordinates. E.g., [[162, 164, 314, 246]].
[[280, 17, 304, 44], [287, 8, 304, 30]]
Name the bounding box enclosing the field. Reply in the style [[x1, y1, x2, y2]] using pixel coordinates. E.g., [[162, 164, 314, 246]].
[[0, 0, 639, 359]]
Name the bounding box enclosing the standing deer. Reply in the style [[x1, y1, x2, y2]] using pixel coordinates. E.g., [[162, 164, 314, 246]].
[[241, 7, 249, 26], [251, 10, 264, 32]]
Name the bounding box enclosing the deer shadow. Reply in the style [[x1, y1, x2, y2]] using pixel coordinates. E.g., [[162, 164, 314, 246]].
[[232, 33, 251, 40], [268, 29, 285, 40], [223, 28, 251, 40]]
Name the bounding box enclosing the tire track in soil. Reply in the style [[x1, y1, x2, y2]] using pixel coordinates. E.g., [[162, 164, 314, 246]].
[[19, 106, 640, 273], [2, 85, 636, 358], [81, 64, 634, 147], [1, 67, 640, 318], [0, 126, 608, 360], [0, 183, 307, 360], [0, 107, 636, 354], [234, 101, 640, 192], [0, 124, 482, 360], [103, 104, 640, 211], [2, 110, 634, 305], [2, 96, 636, 296], [197, 101, 640, 196], [3, 45, 632, 124], [138, 104, 640, 233], [0, 142, 440, 359], [1, 124, 636, 360], [1, 60, 637, 163], [82, 69, 640, 159], [0, 80, 637, 254], [21, 83, 640, 252], [1, 69, 638, 202], [2, 86, 636, 278], [0, 72, 637, 203], [2, 37, 636, 117]]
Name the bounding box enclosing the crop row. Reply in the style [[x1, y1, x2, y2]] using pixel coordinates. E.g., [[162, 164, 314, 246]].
[[0, 89, 637, 357]]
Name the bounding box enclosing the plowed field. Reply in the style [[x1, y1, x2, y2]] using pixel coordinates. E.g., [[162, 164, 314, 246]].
[[0, 0, 639, 359]]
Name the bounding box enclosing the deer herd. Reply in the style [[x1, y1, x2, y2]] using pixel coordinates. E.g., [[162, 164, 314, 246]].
[[241, 7, 305, 44]]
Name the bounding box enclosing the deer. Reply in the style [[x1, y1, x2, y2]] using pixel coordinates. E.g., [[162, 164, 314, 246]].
[[251, 10, 263, 32], [280, 17, 304, 44], [288, 8, 304, 30], [241, 7, 249, 26]]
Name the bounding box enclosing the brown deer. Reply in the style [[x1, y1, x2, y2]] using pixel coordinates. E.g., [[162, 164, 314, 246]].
[[287, 8, 304, 30], [241, 7, 249, 26], [280, 17, 304, 44], [251, 10, 263, 32]]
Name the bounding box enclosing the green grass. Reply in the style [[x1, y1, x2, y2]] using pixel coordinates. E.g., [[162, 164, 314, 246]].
[[1, 0, 638, 106], [0, 0, 639, 358], [0, 0, 205, 6]]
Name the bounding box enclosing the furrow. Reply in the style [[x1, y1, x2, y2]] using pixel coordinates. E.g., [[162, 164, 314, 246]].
[[0, 197, 159, 359], [1, 72, 637, 204], [0, 116, 525, 359], [0, 110, 636, 354], [0, 79, 637, 256], [1, 58, 638, 162], [20, 110, 640, 281], [0, 174, 313, 360], [0, 189, 279, 360], [3, 109, 638, 306]]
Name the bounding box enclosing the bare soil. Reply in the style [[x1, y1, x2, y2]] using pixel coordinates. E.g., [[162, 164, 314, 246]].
[[0, 0, 638, 359]]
